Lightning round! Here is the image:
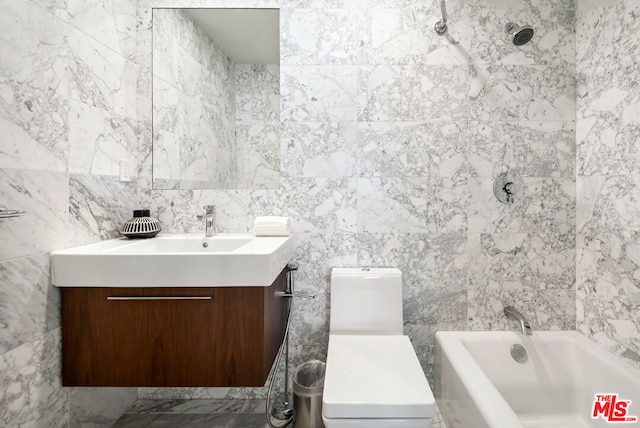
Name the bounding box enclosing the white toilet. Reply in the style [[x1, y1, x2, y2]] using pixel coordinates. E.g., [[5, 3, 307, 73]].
[[322, 268, 435, 428]]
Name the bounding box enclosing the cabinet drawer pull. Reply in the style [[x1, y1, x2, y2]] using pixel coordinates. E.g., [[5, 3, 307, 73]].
[[107, 296, 212, 301]]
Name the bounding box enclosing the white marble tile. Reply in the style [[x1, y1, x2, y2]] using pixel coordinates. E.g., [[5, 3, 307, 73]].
[[365, 3, 471, 65], [68, 174, 141, 247], [295, 232, 358, 290], [577, 174, 640, 239], [69, 387, 138, 428], [281, 122, 358, 178], [281, 65, 358, 122], [469, 4, 575, 66], [0, 254, 60, 355], [576, 2, 637, 78], [467, 232, 575, 292], [427, 175, 469, 236], [0, 78, 69, 172], [577, 284, 640, 369], [0, 0, 72, 96], [31, 0, 137, 61], [0, 0, 136, 120], [469, 287, 576, 331], [469, 64, 575, 121], [281, 8, 368, 65], [357, 178, 429, 233], [139, 387, 233, 400], [469, 176, 574, 235], [145, 188, 251, 233], [0, 330, 69, 427], [358, 122, 468, 178], [519, 176, 575, 236], [358, 65, 468, 121], [68, 99, 138, 177], [480, 0, 575, 12], [0, 169, 69, 260], [576, 1, 640, 369], [577, 114, 640, 177], [358, 232, 468, 293], [470, 121, 575, 178], [65, 22, 137, 120], [249, 178, 358, 233]]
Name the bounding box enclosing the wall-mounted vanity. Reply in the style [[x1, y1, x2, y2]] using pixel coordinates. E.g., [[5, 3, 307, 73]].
[[51, 234, 293, 387]]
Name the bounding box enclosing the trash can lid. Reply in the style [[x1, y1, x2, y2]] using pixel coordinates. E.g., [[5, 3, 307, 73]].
[[322, 335, 435, 419]]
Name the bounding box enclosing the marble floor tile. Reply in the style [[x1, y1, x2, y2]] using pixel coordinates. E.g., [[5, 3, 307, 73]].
[[114, 398, 447, 428]]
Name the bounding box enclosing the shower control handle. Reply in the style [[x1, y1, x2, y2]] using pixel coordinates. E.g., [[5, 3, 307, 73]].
[[503, 182, 514, 203]]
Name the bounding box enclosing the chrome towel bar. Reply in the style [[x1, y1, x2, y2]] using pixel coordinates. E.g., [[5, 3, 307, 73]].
[[0, 209, 26, 219]]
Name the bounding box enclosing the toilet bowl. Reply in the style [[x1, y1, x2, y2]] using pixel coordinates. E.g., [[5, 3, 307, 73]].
[[322, 268, 435, 428]]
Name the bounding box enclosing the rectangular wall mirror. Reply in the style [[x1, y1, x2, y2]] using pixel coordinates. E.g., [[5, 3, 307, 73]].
[[152, 8, 280, 190]]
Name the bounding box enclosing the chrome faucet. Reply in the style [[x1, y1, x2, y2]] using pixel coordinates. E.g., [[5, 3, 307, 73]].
[[196, 205, 216, 237], [504, 306, 532, 336]]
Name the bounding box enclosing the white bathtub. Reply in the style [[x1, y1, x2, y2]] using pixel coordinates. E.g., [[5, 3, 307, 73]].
[[435, 331, 640, 428]]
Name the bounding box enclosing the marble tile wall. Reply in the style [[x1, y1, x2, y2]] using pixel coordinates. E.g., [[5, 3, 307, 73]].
[[0, 0, 140, 426], [0, 0, 587, 424], [136, 0, 576, 402], [575, 0, 640, 369]]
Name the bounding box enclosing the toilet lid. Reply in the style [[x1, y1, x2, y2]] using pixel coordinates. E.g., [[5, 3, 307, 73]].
[[322, 335, 435, 419]]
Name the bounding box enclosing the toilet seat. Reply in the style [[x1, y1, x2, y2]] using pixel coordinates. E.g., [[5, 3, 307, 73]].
[[322, 335, 435, 420]]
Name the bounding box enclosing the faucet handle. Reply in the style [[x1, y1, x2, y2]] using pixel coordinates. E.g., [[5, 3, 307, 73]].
[[203, 205, 215, 214]]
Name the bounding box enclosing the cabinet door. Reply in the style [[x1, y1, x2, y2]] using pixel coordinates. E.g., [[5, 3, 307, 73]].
[[62, 286, 268, 387]]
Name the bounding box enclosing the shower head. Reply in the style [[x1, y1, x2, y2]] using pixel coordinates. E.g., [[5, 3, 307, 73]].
[[505, 22, 534, 46]]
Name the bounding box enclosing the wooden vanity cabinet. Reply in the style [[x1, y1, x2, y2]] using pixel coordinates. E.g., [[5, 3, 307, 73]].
[[61, 269, 288, 387]]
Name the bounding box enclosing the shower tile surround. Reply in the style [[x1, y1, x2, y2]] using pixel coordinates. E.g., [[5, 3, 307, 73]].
[[0, 1, 638, 428], [576, 0, 640, 368]]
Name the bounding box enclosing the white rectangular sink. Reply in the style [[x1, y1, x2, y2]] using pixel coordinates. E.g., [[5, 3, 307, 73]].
[[51, 234, 293, 287]]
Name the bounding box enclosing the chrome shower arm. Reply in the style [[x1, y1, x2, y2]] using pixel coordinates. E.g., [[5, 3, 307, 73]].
[[435, 0, 449, 36], [440, 0, 448, 23]]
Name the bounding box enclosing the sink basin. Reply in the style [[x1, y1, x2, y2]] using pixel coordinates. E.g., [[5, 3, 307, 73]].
[[51, 234, 293, 287]]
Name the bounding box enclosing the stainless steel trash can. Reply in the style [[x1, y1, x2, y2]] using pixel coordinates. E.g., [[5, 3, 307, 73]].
[[293, 360, 326, 428]]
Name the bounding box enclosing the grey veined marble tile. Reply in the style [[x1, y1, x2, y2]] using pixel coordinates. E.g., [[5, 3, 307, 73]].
[[469, 4, 575, 66], [577, 115, 640, 177], [29, 0, 137, 61], [281, 122, 358, 178], [468, 287, 576, 331], [467, 232, 575, 292], [281, 8, 368, 65], [358, 65, 469, 121], [249, 177, 358, 234], [0, 78, 70, 172], [0, 330, 69, 428], [469, 64, 575, 122], [364, 3, 472, 65], [0, 254, 60, 355], [470, 121, 575, 178], [281, 65, 358, 122], [577, 174, 640, 239], [0, 169, 70, 260], [357, 122, 468, 179]]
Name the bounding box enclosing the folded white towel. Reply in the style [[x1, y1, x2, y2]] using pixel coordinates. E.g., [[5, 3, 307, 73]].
[[253, 216, 291, 236]]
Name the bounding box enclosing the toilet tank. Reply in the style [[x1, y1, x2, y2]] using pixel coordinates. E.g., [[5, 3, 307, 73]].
[[329, 268, 403, 335]]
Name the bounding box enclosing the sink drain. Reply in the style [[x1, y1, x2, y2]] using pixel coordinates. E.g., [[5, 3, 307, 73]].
[[510, 344, 528, 363]]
